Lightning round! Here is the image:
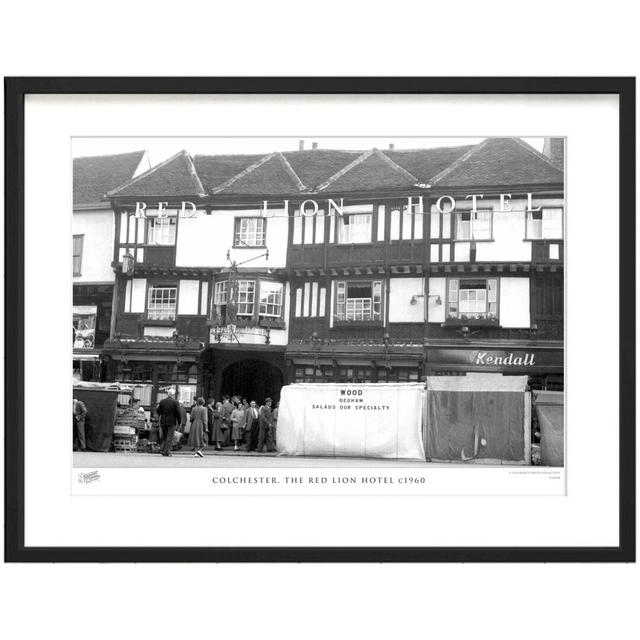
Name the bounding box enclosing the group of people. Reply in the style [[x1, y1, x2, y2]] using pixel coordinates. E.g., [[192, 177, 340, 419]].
[[156, 389, 278, 458]]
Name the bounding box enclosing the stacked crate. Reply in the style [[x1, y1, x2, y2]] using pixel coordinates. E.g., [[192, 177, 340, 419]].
[[112, 402, 138, 453]]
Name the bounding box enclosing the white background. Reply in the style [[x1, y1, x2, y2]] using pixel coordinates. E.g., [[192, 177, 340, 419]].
[[1, 2, 638, 640]]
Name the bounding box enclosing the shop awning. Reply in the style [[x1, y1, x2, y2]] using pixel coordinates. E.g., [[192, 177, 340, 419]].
[[533, 391, 564, 467]]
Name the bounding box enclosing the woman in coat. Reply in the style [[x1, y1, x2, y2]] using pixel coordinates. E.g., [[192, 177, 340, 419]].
[[230, 402, 247, 451], [212, 401, 225, 450], [187, 397, 208, 457]]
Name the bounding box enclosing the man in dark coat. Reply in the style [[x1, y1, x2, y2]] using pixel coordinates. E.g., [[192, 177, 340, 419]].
[[73, 398, 88, 451], [245, 400, 260, 451], [257, 397, 276, 453], [156, 389, 182, 457]]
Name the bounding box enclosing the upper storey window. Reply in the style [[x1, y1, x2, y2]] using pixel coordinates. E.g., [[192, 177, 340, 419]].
[[455, 210, 493, 240], [338, 213, 372, 244], [148, 216, 177, 245], [234, 217, 266, 247], [526, 207, 563, 240]]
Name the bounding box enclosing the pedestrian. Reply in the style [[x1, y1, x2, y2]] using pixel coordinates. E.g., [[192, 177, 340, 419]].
[[246, 400, 260, 451], [220, 395, 234, 447], [187, 397, 208, 458], [212, 401, 225, 450], [73, 397, 88, 451], [230, 401, 247, 451], [257, 397, 276, 453], [155, 388, 182, 457], [271, 401, 279, 448], [206, 398, 216, 445]]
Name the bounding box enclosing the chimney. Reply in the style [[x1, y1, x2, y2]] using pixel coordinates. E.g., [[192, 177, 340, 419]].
[[312, 142, 319, 150], [299, 140, 305, 151], [542, 137, 564, 170], [389, 143, 395, 150]]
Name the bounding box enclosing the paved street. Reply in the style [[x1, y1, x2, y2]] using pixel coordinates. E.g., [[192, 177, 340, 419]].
[[74, 450, 430, 468]]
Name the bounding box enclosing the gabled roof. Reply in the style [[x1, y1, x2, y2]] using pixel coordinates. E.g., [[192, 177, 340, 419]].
[[317, 148, 418, 192], [385, 145, 475, 184], [430, 137, 564, 188], [193, 153, 265, 193], [282, 149, 361, 190], [108, 150, 205, 198], [73, 150, 146, 205], [211, 152, 305, 195]]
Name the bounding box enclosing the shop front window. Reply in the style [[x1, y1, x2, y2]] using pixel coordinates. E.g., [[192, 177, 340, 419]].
[[73, 305, 97, 349]]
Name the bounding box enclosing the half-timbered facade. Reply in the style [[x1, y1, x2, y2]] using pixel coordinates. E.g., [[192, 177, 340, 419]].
[[97, 138, 564, 409], [72, 150, 149, 381]]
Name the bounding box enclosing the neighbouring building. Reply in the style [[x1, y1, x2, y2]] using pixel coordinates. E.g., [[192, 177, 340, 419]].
[[98, 138, 564, 411], [73, 150, 150, 381]]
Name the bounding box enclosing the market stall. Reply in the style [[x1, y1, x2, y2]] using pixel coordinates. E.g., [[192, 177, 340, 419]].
[[277, 383, 426, 460], [532, 390, 564, 467], [424, 374, 531, 464], [73, 382, 120, 451]]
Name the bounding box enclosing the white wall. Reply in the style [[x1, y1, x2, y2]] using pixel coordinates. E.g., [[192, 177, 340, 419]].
[[176, 208, 288, 268], [72, 207, 115, 283], [388, 277, 425, 323], [431, 197, 564, 264], [427, 277, 446, 323], [499, 277, 530, 328]]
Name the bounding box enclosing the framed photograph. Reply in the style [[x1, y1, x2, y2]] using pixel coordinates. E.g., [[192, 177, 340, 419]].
[[5, 77, 635, 562]]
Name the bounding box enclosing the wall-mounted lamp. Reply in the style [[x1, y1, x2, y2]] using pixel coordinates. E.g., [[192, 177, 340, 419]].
[[122, 251, 135, 275], [410, 293, 442, 306]]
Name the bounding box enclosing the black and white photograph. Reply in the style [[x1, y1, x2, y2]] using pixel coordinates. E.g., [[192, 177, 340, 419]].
[[72, 135, 565, 476]]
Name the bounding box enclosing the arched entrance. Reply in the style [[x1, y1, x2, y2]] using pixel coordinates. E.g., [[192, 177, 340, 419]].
[[221, 359, 284, 405]]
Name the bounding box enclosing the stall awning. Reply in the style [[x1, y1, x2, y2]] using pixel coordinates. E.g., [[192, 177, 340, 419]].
[[533, 391, 564, 467]]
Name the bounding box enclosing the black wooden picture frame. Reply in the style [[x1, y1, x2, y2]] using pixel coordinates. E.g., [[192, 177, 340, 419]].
[[4, 77, 635, 562]]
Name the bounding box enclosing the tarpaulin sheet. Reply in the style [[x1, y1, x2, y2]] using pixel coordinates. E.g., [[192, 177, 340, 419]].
[[425, 374, 528, 462], [277, 383, 426, 460], [73, 388, 118, 452], [534, 391, 564, 467]]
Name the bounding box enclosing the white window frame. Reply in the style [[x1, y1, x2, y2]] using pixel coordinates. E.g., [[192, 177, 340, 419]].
[[236, 280, 255, 317], [455, 209, 493, 240], [148, 216, 177, 245], [147, 286, 177, 320], [338, 214, 372, 244], [214, 281, 227, 305], [258, 281, 283, 318], [235, 217, 266, 247], [335, 280, 382, 322], [526, 207, 563, 240]]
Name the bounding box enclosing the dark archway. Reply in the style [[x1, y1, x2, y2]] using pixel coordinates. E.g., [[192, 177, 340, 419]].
[[221, 359, 284, 405]]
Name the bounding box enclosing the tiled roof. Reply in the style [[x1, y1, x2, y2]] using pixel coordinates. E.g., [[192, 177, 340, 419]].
[[431, 138, 564, 188], [73, 150, 146, 205], [104, 139, 563, 200], [212, 152, 305, 195], [108, 150, 205, 198], [385, 145, 475, 183], [194, 154, 265, 192], [318, 149, 418, 192], [282, 149, 361, 190]]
